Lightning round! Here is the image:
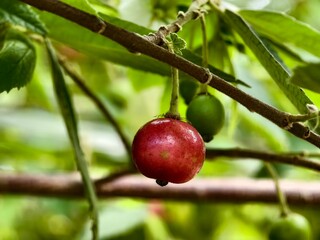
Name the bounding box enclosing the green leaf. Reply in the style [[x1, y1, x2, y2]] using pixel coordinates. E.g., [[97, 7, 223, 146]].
[[224, 10, 313, 114], [100, 13, 151, 35], [87, 0, 118, 17], [239, 10, 320, 58], [0, 0, 47, 35], [208, 35, 232, 72], [128, 69, 165, 91], [265, 37, 305, 63], [181, 49, 250, 87], [290, 63, 320, 93], [0, 29, 36, 93], [37, 11, 248, 87], [0, 22, 9, 49], [45, 39, 99, 240], [61, 0, 98, 15]]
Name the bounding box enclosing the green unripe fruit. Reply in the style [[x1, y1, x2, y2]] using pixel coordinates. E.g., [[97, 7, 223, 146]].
[[268, 213, 311, 240], [179, 79, 199, 105], [186, 94, 225, 142]]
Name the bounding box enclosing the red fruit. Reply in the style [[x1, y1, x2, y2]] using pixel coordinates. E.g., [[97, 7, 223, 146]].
[[132, 118, 206, 186]]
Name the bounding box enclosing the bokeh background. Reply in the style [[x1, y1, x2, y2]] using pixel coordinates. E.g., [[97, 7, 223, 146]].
[[1, 0, 320, 239]]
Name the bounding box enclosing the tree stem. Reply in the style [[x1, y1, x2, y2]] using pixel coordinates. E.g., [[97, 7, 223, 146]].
[[144, 0, 210, 44]]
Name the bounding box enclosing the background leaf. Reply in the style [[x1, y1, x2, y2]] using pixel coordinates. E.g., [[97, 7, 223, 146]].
[[82, 201, 148, 239], [223, 9, 313, 114], [290, 63, 320, 93], [0, 0, 46, 35], [0, 29, 36, 93], [45, 39, 99, 240], [61, 0, 98, 15], [2, 1, 320, 240], [36, 11, 247, 86], [239, 10, 320, 58]]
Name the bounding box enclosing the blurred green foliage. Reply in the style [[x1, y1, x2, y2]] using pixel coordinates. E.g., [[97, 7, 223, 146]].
[[1, 0, 320, 239]]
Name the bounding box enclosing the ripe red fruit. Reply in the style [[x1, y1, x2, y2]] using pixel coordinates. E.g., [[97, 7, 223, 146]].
[[132, 118, 206, 186]]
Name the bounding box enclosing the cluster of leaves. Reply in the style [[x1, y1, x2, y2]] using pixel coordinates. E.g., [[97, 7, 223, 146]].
[[1, 0, 320, 239], [0, 0, 45, 93]]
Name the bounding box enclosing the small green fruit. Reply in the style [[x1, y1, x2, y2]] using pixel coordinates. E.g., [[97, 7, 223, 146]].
[[186, 94, 225, 142], [268, 213, 311, 240], [179, 79, 199, 104]]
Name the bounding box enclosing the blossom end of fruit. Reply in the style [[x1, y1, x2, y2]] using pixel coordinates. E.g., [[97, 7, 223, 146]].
[[156, 179, 169, 187]]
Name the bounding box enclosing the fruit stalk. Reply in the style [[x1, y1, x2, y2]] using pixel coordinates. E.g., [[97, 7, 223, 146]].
[[200, 14, 209, 94], [200, 14, 209, 69], [166, 41, 180, 119], [265, 162, 290, 217]]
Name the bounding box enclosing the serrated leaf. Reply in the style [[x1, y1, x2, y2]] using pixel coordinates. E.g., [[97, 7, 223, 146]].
[[45, 39, 99, 240], [0, 0, 46, 35], [0, 29, 36, 93], [224, 10, 313, 114], [290, 63, 320, 93], [170, 33, 186, 55], [239, 10, 320, 58]]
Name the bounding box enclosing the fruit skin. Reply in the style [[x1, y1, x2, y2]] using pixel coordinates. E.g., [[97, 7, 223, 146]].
[[186, 94, 225, 142], [131, 118, 205, 185], [268, 213, 311, 240]]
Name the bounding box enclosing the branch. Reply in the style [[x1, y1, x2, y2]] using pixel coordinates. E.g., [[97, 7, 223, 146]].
[[144, 0, 208, 44], [1, 173, 320, 205], [206, 148, 320, 171], [20, 0, 320, 148]]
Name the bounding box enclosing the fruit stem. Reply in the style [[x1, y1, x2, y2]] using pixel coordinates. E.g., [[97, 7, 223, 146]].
[[166, 40, 180, 119], [265, 162, 290, 217], [199, 14, 209, 94]]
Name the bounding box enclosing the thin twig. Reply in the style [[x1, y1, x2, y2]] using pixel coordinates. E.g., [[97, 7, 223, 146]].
[[58, 57, 132, 159], [94, 168, 136, 186], [144, 0, 209, 44], [265, 163, 290, 216], [206, 148, 320, 171], [1, 173, 320, 205]]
